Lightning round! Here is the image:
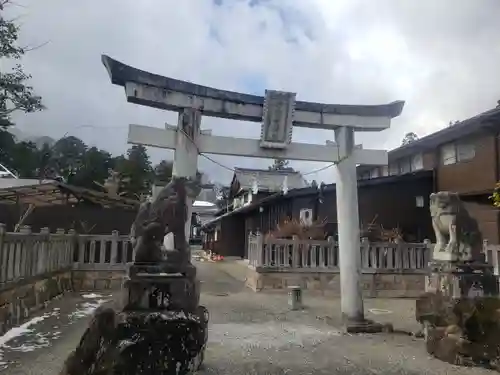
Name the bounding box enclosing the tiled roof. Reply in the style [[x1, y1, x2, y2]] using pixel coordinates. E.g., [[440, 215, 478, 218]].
[[234, 168, 307, 192]]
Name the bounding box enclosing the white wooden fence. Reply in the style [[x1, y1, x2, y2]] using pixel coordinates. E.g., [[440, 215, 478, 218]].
[[72, 231, 133, 271], [248, 233, 500, 274], [2, 223, 500, 287], [248, 234, 430, 271], [0, 224, 132, 287], [0, 224, 73, 285]]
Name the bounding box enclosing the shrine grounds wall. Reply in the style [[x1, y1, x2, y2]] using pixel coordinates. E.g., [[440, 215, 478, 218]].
[[72, 268, 126, 291], [0, 270, 72, 335], [245, 268, 426, 298], [0, 225, 131, 334]]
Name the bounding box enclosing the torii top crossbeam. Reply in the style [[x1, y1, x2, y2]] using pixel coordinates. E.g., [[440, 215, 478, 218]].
[[102, 55, 404, 132], [101, 55, 404, 165]]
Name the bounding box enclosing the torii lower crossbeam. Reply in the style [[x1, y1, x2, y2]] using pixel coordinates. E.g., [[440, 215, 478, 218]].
[[128, 124, 388, 165]]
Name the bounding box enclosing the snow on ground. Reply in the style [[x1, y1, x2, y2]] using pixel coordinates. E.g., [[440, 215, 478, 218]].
[[0, 309, 61, 369], [68, 295, 111, 319], [0, 293, 112, 371]]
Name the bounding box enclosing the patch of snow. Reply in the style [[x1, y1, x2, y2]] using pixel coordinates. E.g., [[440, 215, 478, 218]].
[[68, 299, 109, 319], [208, 322, 341, 350], [0, 312, 54, 347], [82, 293, 103, 299], [193, 200, 215, 207]]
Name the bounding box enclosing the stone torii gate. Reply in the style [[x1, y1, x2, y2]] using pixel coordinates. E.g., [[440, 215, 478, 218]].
[[102, 55, 404, 331]]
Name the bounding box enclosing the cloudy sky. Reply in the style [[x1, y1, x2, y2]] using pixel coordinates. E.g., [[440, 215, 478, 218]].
[[6, 0, 500, 184]]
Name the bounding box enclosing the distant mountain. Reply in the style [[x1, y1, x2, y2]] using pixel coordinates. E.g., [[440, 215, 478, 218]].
[[8, 128, 56, 149]]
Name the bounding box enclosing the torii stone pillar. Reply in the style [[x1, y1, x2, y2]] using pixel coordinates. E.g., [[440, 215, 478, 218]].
[[335, 126, 364, 325], [172, 108, 201, 251]]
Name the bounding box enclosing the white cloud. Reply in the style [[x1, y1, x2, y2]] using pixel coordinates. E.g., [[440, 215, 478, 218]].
[[6, 0, 500, 183]]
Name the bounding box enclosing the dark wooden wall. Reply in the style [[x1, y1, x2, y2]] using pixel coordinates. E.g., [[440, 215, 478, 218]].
[[239, 173, 435, 244], [217, 216, 245, 257], [0, 204, 137, 234]]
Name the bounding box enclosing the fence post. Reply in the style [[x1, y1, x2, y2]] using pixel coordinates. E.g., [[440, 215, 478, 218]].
[[327, 236, 335, 268], [39, 227, 50, 274], [292, 235, 300, 268], [19, 226, 32, 279], [394, 238, 406, 270], [360, 237, 370, 270], [255, 231, 264, 266], [423, 239, 431, 267], [0, 223, 5, 283], [55, 228, 65, 271], [248, 232, 255, 267], [68, 229, 77, 267], [111, 230, 119, 265]]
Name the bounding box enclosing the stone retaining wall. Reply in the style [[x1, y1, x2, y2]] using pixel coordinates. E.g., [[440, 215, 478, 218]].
[[246, 267, 426, 298], [0, 270, 72, 335], [72, 270, 126, 291]]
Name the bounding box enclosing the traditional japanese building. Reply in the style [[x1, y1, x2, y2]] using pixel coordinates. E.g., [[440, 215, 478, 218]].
[[203, 170, 434, 258], [357, 103, 500, 242], [203, 103, 500, 257]]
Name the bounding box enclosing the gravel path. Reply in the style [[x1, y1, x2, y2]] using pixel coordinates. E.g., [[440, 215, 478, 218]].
[[0, 260, 493, 374]]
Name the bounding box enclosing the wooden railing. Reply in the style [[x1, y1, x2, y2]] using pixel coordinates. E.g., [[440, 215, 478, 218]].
[[0, 224, 74, 286], [72, 231, 133, 271], [0, 224, 133, 288], [248, 233, 431, 272]]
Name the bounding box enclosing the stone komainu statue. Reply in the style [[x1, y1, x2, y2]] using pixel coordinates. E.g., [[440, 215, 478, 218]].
[[129, 177, 201, 263], [129, 179, 186, 263], [430, 191, 483, 262]]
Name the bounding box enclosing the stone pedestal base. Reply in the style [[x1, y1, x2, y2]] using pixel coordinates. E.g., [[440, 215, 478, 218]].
[[416, 260, 500, 368], [62, 258, 209, 375], [124, 264, 200, 313], [112, 309, 208, 375]]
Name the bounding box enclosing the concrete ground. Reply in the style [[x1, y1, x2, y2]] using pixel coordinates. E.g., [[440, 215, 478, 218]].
[[0, 260, 493, 375]]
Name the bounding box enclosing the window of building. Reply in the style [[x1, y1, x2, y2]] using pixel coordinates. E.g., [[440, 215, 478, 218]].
[[441, 143, 457, 165], [411, 153, 424, 171], [399, 158, 411, 174], [415, 196, 424, 208], [370, 168, 380, 179], [381, 165, 389, 176], [441, 141, 475, 165], [389, 163, 399, 176], [457, 142, 475, 161]]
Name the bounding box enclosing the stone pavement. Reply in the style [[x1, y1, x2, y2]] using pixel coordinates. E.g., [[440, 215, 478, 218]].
[[0, 259, 493, 374], [212, 257, 423, 334]]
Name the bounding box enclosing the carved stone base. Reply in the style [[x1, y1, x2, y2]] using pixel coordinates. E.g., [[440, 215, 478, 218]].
[[417, 260, 500, 369], [425, 260, 498, 298], [124, 264, 200, 312], [112, 309, 208, 375], [61, 308, 209, 375]]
